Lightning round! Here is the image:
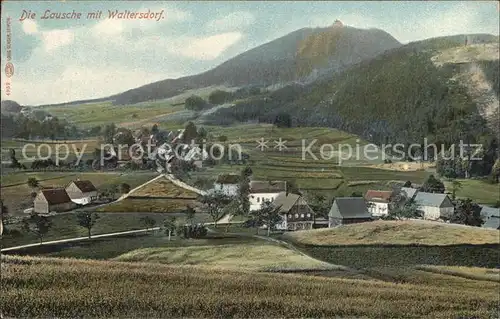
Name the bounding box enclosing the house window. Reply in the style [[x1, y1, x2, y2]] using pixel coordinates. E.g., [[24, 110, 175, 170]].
[[306, 213, 311, 218], [257, 197, 260, 202], [295, 214, 299, 218], [288, 214, 292, 219], [300, 214, 304, 218]]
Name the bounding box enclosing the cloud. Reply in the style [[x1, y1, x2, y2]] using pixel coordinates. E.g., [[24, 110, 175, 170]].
[[22, 20, 38, 34], [3, 65, 175, 105], [171, 32, 244, 60], [41, 29, 74, 52], [206, 11, 255, 32]]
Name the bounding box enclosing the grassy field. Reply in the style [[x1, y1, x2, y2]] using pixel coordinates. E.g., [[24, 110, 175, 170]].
[[7, 232, 258, 260], [0, 171, 158, 215], [96, 198, 203, 213], [2, 254, 499, 318], [43, 101, 185, 128], [115, 242, 336, 271], [415, 265, 500, 283], [283, 220, 500, 246], [1, 212, 210, 248], [130, 179, 199, 198], [444, 179, 500, 205], [282, 221, 500, 269]]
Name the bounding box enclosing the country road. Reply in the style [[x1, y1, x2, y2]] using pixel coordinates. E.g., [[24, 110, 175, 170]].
[[0, 227, 161, 252]]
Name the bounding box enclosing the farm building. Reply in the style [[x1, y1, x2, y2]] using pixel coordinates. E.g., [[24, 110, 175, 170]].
[[249, 180, 287, 211], [33, 188, 76, 214], [213, 174, 240, 196], [328, 197, 372, 227], [272, 192, 317, 231], [400, 187, 418, 200], [413, 192, 454, 220], [480, 205, 500, 230], [65, 180, 98, 205], [365, 190, 394, 217]]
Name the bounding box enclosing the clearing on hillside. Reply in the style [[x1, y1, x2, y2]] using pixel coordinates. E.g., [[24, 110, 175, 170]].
[[283, 220, 500, 246]]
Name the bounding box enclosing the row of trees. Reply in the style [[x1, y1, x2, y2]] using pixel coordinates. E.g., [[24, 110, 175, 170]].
[[185, 87, 264, 112]]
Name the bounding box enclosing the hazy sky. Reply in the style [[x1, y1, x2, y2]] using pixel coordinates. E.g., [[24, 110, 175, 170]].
[[1, 1, 498, 105]]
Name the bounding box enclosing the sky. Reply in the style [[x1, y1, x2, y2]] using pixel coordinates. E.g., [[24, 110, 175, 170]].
[[1, 1, 498, 106]]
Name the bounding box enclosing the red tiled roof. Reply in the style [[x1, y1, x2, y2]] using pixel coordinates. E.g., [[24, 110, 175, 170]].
[[41, 188, 72, 205], [365, 190, 393, 203]]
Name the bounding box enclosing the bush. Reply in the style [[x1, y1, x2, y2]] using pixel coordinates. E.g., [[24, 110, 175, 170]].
[[180, 225, 208, 239]]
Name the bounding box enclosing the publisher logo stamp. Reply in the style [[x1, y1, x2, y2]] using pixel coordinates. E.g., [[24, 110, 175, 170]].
[[5, 62, 14, 78], [5, 17, 13, 95]]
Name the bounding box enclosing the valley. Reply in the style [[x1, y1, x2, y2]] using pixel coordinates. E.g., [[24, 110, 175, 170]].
[[1, 3, 499, 318]]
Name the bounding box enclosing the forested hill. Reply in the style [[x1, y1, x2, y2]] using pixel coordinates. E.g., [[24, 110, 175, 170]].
[[106, 25, 401, 105], [206, 35, 499, 151]]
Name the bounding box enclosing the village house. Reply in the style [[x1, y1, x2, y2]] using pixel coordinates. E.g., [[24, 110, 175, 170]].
[[400, 187, 418, 200], [213, 174, 240, 196], [33, 188, 76, 214], [365, 190, 394, 217], [249, 180, 287, 211], [480, 205, 500, 230], [328, 197, 372, 227], [413, 192, 454, 220], [65, 180, 98, 205], [272, 192, 317, 231]]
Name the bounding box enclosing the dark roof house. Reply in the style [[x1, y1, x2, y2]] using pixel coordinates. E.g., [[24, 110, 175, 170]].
[[273, 192, 302, 213], [329, 197, 371, 219], [250, 180, 287, 193], [40, 188, 72, 205], [216, 174, 240, 184], [414, 192, 453, 208], [72, 180, 97, 193], [329, 197, 372, 227]]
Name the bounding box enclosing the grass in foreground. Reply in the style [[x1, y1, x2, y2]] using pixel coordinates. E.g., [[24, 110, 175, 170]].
[[2, 255, 499, 318], [283, 220, 500, 246], [415, 265, 500, 283], [114, 242, 335, 271]]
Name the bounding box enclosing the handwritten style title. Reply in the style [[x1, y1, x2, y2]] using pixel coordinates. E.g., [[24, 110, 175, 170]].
[[19, 9, 165, 21]]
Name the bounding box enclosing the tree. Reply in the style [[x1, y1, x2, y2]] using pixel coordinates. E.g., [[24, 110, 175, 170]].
[[385, 193, 421, 220], [284, 179, 300, 195], [420, 174, 445, 193], [238, 167, 252, 217], [76, 212, 100, 239], [120, 183, 131, 194], [0, 200, 8, 237], [163, 216, 177, 241], [199, 191, 232, 228], [140, 216, 157, 231], [256, 200, 282, 236], [208, 90, 232, 105], [114, 128, 135, 146], [22, 213, 52, 244], [350, 192, 363, 197], [27, 177, 39, 190], [184, 206, 196, 225], [274, 113, 292, 128], [185, 95, 206, 111], [491, 159, 500, 183], [449, 199, 484, 227], [305, 192, 328, 224], [102, 123, 116, 144], [151, 124, 159, 136], [403, 181, 412, 187], [450, 179, 462, 200], [218, 135, 228, 142], [183, 121, 198, 144]]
